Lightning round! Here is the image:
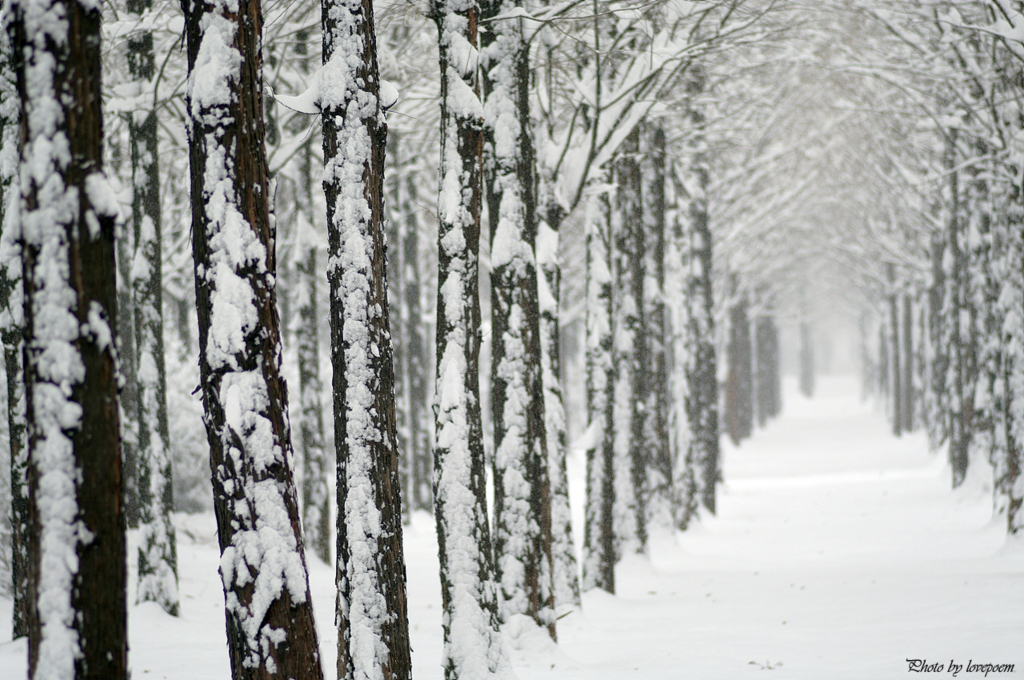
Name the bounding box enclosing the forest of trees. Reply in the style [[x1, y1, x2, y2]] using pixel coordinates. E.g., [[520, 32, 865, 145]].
[[0, 0, 1021, 678]]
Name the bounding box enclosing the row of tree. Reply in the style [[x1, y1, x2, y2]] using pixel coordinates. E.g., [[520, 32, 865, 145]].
[[2, 0, 1022, 679], [851, 0, 1024, 534]]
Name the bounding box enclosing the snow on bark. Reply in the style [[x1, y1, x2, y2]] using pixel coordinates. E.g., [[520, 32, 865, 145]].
[[612, 128, 646, 554], [0, 21, 28, 639], [537, 181, 579, 610], [128, 0, 179, 616], [641, 123, 675, 532], [431, 0, 514, 674], [320, 0, 413, 677], [184, 0, 324, 675], [482, 0, 554, 635], [8, 0, 127, 674], [582, 183, 616, 594]]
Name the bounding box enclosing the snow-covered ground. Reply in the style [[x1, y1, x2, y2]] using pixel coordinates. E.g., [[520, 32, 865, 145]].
[[1, 375, 1021, 679]]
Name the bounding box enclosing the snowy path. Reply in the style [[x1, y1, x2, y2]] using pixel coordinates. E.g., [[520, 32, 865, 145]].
[[1, 376, 1021, 679]]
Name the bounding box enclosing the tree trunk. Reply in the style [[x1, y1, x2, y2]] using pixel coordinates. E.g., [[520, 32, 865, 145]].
[[320, 1, 413, 677], [538, 179, 578, 609], [889, 275, 902, 437], [799, 321, 815, 398], [902, 293, 915, 433], [117, 199, 140, 531], [10, 0, 127, 674], [725, 294, 753, 446], [297, 244, 330, 564], [0, 25, 27, 640], [612, 127, 648, 553], [583, 183, 616, 594], [945, 128, 969, 487], [678, 85, 718, 519], [430, 0, 512, 675], [927, 228, 948, 449], [183, 0, 324, 674], [128, 0, 179, 615], [402, 166, 431, 514], [481, 0, 554, 635], [644, 124, 675, 528]]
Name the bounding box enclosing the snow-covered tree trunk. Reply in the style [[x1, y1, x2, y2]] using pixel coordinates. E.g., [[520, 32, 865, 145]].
[[1004, 180, 1024, 534], [679, 92, 718, 518], [430, 0, 513, 674], [755, 314, 780, 427], [889, 276, 902, 437], [926, 228, 948, 450], [183, 0, 325, 674], [945, 127, 970, 487], [583, 184, 617, 593], [128, 0, 179, 615], [613, 127, 647, 554], [481, 0, 554, 635], [0, 22, 27, 639], [320, 0, 413, 676], [401, 163, 431, 514], [901, 294, 915, 432], [296, 243, 330, 564], [117, 202, 140, 531], [533, 0, 576, 611], [725, 293, 753, 446], [8, 0, 128, 672], [537, 184, 578, 610], [799, 321, 815, 398], [643, 124, 675, 529]]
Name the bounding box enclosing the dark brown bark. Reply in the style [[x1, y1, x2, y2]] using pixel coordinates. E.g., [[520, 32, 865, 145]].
[[321, 0, 412, 677], [432, 0, 510, 674], [11, 0, 127, 674], [481, 0, 554, 635], [184, 0, 324, 675], [0, 30, 27, 638]]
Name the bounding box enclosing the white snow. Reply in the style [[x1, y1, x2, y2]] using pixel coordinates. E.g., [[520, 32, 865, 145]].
[[2, 376, 1021, 678]]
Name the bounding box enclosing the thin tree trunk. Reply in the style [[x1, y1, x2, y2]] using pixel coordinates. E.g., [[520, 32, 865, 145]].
[[128, 0, 179, 615], [613, 127, 647, 553], [583, 184, 616, 594], [297, 243, 330, 564], [10, 0, 127, 673], [946, 128, 969, 487], [289, 40, 331, 566], [184, 0, 324, 674], [679, 86, 718, 518], [644, 124, 674, 528], [725, 293, 753, 446], [902, 293, 915, 432], [927, 228, 948, 449], [538, 184, 579, 608], [799, 322, 815, 398], [430, 0, 513, 673], [117, 205, 140, 531], [402, 167, 431, 514], [890, 275, 902, 437]]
